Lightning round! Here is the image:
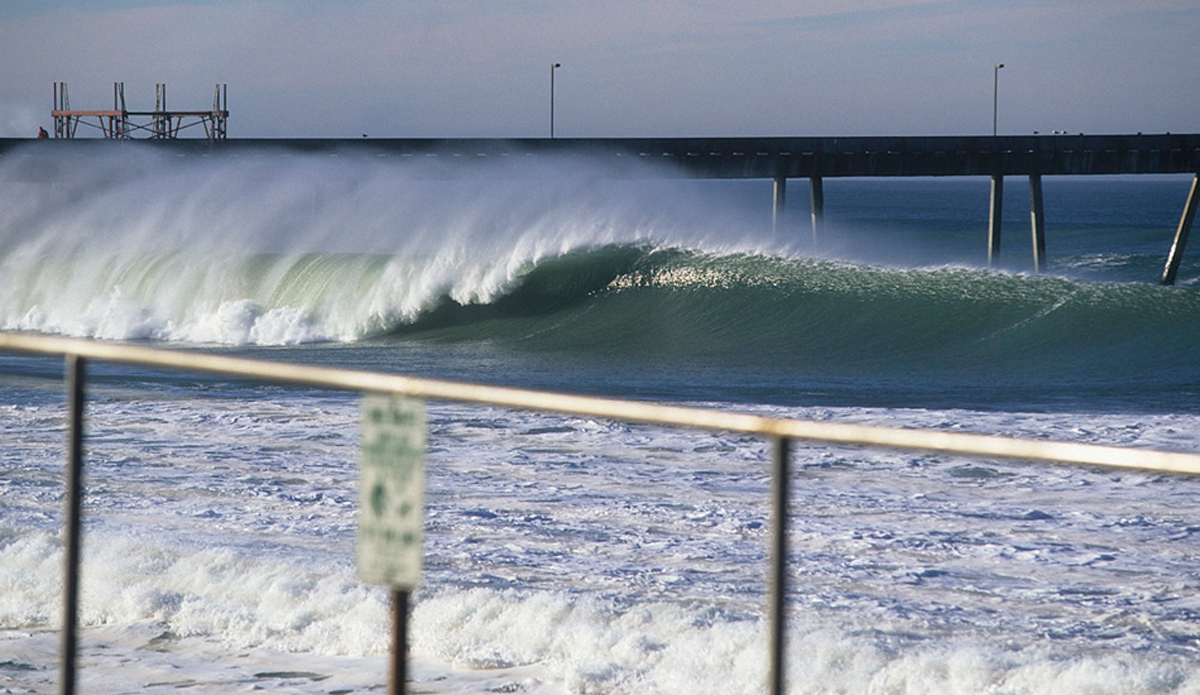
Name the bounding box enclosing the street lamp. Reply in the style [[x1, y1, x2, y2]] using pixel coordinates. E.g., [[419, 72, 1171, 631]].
[[550, 62, 561, 138], [993, 63, 1004, 137]]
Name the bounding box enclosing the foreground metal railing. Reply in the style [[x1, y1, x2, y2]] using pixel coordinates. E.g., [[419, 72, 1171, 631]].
[[4, 331, 1200, 695]]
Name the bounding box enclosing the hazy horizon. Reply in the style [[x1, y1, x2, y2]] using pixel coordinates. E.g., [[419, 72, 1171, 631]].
[[1, 0, 1197, 139]]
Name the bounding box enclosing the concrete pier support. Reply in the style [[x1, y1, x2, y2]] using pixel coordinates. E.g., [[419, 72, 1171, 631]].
[[772, 176, 787, 236], [988, 174, 1003, 266], [1029, 174, 1047, 272], [1162, 173, 1200, 286], [810, 177, 825, 245]]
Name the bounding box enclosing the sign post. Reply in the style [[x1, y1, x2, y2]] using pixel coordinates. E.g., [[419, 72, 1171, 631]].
[[358, 393, 426, 695]]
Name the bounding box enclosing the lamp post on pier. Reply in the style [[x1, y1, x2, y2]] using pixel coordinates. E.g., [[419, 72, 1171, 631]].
[[993, 63, 1004, 137], [550, 62, 561, 138]]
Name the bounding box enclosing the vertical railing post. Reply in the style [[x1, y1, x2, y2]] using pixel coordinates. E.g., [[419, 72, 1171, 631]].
[[390, 589, 409, 695], [768, 435, 790, 695], [61, 354, 86, 695]]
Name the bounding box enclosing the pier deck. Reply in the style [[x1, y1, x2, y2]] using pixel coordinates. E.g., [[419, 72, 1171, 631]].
[[4, 133, 1197, 177]]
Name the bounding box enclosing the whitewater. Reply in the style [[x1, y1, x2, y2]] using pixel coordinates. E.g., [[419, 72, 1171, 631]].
[[3, 144, 1200, 694]]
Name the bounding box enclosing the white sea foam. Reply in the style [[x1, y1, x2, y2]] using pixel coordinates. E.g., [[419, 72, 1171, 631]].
[[4, 385, 1200, 694]]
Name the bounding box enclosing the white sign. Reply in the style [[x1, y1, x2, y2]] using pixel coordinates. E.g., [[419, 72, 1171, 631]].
[[357, 394, 426, 588]]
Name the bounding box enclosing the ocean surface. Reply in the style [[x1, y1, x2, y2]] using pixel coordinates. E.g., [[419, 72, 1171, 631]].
[[2, 144, 1200, 694]]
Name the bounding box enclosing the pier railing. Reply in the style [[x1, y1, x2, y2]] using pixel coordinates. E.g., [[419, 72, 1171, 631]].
[[4, 331, 1200, 695]]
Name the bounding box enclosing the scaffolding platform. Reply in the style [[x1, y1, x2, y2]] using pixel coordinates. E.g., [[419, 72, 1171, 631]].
[[52, 82, 228, 139]]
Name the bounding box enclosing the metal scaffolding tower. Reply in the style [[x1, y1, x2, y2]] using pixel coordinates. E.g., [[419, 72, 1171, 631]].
[[52, 82, 228, 139]]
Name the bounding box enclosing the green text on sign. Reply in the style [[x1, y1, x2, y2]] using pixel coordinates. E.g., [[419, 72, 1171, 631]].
[[357, 393, 426, 588]]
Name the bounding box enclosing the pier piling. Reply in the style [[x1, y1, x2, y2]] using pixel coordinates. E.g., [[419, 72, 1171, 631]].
[[1029, 174, 1047, 272], [772, 176, 786, 236], [1162, 174, 1199, 286], [988, 175, 1004, 266], [810, 177, 825, 246]]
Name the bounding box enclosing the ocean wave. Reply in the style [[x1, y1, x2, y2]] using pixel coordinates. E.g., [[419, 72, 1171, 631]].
[[4, 240, 1200, 387], [0, 145, 775, 345], [392, 247, 1200, 380], [3, 146, 1199, 388]]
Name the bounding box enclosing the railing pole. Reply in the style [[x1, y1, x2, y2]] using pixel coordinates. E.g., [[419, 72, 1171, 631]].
[[61, 355, 86, 695], [768, 435, 790, 695], [390, 589, 409, 695]]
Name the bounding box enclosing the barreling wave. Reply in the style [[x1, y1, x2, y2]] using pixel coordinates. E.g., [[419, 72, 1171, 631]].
[[5, 238, 1200, 379], [3, 144, 1199, 383], [0, 144, 771, 345], [396, 247, 1200, 378]]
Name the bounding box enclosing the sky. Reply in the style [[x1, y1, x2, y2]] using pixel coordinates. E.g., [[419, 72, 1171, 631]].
[[0, 0, 1197, 139]]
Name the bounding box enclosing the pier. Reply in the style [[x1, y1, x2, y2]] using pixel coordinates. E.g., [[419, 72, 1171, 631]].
[[2, 133, 1197, 283]]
